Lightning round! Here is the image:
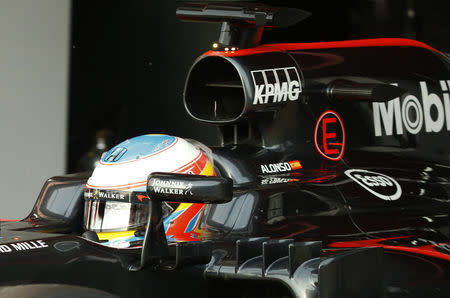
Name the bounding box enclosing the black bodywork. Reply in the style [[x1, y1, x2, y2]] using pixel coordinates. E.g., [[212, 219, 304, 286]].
[[1, 2, 449, 298]]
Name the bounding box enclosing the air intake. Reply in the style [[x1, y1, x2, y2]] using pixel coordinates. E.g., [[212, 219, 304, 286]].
[[184, 52, 302, 124], [184, 56, 246, 123]]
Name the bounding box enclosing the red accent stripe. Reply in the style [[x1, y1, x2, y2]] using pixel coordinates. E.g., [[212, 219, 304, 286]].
[[173, 151, 203, 173], [189, 153, 208, 175], [199, 155, 210, 174], [204, 38, 443, 57], [165, 203, 205, 238], [328, 236, 450, 261], [0, 219, 19, 222]]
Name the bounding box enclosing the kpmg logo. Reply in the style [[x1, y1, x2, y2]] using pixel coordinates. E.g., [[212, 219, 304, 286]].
[[251, 67, 302, 105]]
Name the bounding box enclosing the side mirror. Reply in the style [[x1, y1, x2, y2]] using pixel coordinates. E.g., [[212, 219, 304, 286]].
[[147, 172, 233, 204], [129, 173, 233, 271]]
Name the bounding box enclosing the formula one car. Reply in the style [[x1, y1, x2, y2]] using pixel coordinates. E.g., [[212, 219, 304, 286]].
[[0, 1, 449, 297]]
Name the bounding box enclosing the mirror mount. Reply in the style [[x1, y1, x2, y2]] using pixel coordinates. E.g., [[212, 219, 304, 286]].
[[176, 3, 311, 49], [128, 197, 169, 271], [128, 173, 233, 271]]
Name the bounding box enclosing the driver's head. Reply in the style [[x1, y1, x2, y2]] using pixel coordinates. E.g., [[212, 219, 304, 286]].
[[83, 134, 215, 248]]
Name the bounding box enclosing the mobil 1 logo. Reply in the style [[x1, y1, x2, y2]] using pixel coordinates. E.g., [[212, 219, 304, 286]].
[[345, 169, 402, 201], [373, 80, 450, 136], [251, 67, 302, 105]]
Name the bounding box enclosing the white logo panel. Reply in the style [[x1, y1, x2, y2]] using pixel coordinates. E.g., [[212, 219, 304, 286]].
[[373, 80, 450, 136], [345, 169, 402, 201], [251, 67, 302, 105]]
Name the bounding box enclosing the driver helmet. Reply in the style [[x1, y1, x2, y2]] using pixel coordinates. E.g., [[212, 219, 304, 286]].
[[83, 134, 215, 248]]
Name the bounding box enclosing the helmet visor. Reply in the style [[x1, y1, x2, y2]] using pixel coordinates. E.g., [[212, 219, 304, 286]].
[[83, 188, 149, 232], [84, 199, 149, 232]]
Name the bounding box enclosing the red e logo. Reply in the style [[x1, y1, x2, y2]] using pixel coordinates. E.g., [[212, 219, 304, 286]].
[[314, 110, 345, 161]]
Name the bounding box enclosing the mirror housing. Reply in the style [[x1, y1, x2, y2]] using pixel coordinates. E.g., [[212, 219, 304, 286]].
[[129, 173, 233, 271], [176, 2, 310, 49], [147, 172, 233, 204]]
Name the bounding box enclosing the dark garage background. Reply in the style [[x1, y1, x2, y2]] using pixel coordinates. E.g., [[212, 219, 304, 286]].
[[67, 0, 450, 173]]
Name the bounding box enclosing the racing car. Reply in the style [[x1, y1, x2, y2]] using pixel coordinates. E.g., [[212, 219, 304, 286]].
[[0, 1, 449, 297]]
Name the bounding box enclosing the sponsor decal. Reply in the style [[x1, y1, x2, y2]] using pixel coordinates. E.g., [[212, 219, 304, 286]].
[[53, 241, 81, 252], [85, 189, 126, 201], [251, 67, 302, 105], [84, 190, 95, 199], [136, 194, 148, 202], [345, 169, 402, 201], [150, 179, 193, 195], [373, 80, 450, 136], [314, 111, 345, 161], [0, 240, 48, 254], [289, 160, 302, 170], [261, 177, 300, 185], [103, 147, 127, 162], [97, 191, 125, 200], [261, 160, 302, 174], [153, 138, 173, 152]]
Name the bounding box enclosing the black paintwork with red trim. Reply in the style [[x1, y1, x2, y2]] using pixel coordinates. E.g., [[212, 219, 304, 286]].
[[0, 39, 449, 297]]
